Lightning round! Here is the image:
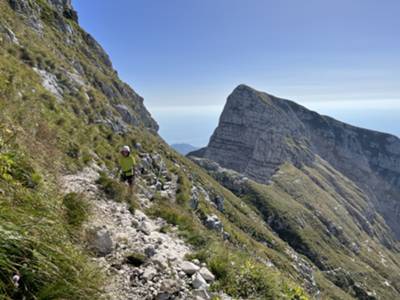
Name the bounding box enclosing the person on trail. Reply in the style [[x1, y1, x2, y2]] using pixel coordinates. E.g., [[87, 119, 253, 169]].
[[119, 145, 136, 187]]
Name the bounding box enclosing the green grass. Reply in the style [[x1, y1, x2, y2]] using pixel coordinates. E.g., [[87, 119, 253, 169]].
[[96, 172, 137, 213], [190, 243, 308, 300], [0, 129, 102, 299], [233, 162, 400, 299], [147, 161, 311, 299], [63, 192, 90, 229], [96, 172, 127, 201], [147, 200, 211, 247], [175, 170, 191, 206]]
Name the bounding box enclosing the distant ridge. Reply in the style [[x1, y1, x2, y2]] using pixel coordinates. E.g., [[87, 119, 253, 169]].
[[171, 143, 199, 155]]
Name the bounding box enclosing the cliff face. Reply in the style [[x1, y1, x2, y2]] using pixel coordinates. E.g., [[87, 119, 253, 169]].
[[192, 84, 400, 238], [188, 85, 400, 299]]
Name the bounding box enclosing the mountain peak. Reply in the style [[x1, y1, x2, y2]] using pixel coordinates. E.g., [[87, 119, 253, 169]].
[[231, 84, 268, 98], [233, 83, 257, 92], [191, 85, 400, 238]]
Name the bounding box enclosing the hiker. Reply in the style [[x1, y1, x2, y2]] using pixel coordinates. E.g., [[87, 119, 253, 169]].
[[119, 145, 136, 187]]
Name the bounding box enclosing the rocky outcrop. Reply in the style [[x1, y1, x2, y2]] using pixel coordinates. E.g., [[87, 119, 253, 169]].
[[47, 0, 78, 22], [189, 85, 315, 182], [190, 84, 400, 239], [9, 0, 77, 21]]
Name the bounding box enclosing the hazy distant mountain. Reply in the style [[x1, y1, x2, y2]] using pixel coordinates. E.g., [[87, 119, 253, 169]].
[[171, 143, 199, 155]]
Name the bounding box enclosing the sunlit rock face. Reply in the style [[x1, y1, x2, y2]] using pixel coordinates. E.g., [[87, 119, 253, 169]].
[[191, 84, 400, 238]]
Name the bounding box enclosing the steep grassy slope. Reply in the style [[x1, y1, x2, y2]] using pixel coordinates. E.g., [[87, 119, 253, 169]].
[[247, 161, 400, 299], [0, 1, 317, 299]]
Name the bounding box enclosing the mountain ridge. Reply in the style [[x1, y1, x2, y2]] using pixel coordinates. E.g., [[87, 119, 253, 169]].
[[190, 84, 400, 237], [171, 143, 200, 155], [189, 84, 400, 298]]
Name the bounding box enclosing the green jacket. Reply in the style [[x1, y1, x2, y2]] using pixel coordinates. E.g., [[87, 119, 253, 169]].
[[119, 154, 136, 176]]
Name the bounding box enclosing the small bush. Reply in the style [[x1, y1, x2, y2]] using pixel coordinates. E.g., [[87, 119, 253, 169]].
[[126, 194, 138, 214], [125, 252, 147, 267], [63, 192, 89, 228], [0, 151, 41, 188], [284, 286, 309, 300], [176, 170, 191, 206], [66, 142, 80, 159], [19, 47, 35, 66], [0, 152, 14, 182], [96, 173, 136, 211], [148, 202, 209, 247], [81, 148, 92, 165]]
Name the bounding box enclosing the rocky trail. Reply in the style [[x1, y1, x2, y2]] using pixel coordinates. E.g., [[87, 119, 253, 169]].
[[60, 164, 226, 300]]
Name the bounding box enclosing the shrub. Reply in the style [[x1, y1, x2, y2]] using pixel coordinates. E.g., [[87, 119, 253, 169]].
[[0, 152, 14, 182], [147, 202, 209, 247], [284, 286, 309, 300], [80, 148, 92, 165], [125, 252, 147, 267], [176, 170, 191, 206], [0, 222, 102, 299], [19, 47, 35, 66], [96, 172, 136, 212], [63, 192, 89, 228], [66, 141, 80, 159], [0, 151, 41, 188]]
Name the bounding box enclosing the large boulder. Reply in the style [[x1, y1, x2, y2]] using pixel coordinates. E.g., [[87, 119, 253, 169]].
[[191, 272, 208, 289], [86, 226, 113, 256], [156, 279, 181, 300], [190, 186, 200, 210], [204, 215, 223, 232], [213, 195, 224, 212], [141, 265, 157, 281], [193, 289, 211, 300], [198, 267, 215, 282], [180, 261, 200, 275], [138, 220, 155, 235], [152, 153, 167, 174]]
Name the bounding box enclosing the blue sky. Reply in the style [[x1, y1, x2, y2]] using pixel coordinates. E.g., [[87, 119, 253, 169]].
[[73, 0, 400, 146]]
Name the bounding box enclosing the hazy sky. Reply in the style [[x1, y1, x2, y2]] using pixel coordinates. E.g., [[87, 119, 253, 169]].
[[73, 0, 400, 146]]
